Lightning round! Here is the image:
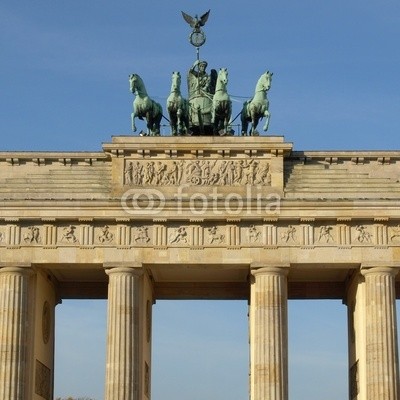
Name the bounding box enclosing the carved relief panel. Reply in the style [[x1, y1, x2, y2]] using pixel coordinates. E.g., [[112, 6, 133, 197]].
[[123, 158, 272, 187]]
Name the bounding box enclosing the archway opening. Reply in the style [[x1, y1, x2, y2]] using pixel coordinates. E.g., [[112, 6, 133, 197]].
[[152, 300, 249, 400], [54, 299, 107, 400], [288, 300, 348, 399]]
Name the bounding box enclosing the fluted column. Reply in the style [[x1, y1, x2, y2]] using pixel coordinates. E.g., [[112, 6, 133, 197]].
[[105, 267, 142, 400], [250, 266, 289, 400], [361, 267, 400, 400], [0, 266, 32, 400]]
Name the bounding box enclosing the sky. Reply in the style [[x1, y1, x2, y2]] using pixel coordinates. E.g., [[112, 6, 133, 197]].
[[1, 0, 400, 399]]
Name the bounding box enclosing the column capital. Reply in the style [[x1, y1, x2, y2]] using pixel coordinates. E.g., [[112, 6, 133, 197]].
[[105, 265, 143, 277], [361, 266, 399, 277], [0, 265, 33, 275], [104, 261, 142, 269], [251, 263, 289, 277]]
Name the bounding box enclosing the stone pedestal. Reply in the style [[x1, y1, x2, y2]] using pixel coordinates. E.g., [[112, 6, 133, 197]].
[[362, 267, 400, 400], [105, 267, 142, 400], [0, 267, 31, 400], [250, 266, 288, 400]]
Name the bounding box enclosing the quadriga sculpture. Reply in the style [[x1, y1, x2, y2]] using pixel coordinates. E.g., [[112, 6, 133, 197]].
[[240, 71, 273, 136], [129, 73, 163, 136], [212, 67, 232, 135], [166, 71, 189, 136]]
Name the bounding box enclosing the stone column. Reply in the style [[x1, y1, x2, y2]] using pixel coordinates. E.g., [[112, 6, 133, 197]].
[[250, 266, 289, 400], [0, 266, 32, 400], [361, 267, 400, 400], [105, 267, 142, 400]]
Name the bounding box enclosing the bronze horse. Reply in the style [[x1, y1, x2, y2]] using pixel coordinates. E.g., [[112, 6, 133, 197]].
[[129, 73, 163, 136]]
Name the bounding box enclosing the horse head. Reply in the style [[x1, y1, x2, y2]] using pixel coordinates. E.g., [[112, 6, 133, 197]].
[[129, 73, 144, 95], [261, 71, 273, 91], [218, 68, 229, 86], [170, 71, 181, 93]]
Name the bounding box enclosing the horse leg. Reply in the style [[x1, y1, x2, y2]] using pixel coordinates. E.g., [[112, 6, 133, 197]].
[[225, 103, 232, 135], [144, 113, 153, 136], [169, 114, 177, 136], [262, 110, 270, 131], [240, 112, 248, 136], [154, 111, 162, 136], [211, 100, 217, 126], [131, 112, 137, 132], [183, 113, 189, 136], [224, 114, 230, 135], [176, 108, 182, 136], [251, 113, 260, 136]]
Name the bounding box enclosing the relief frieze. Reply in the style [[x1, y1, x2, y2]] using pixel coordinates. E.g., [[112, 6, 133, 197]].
[[0, 221, 399, 249], [124, 158, 271, 186]]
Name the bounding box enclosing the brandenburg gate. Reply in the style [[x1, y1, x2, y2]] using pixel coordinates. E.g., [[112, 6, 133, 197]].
[[0, 135, 399, 399]]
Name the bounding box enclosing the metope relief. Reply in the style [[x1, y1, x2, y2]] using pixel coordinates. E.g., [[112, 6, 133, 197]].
[[97, 225, 114, 244], [354, 225, 372, 243], [60, 225, 78, 244], [169, 226, 189, 244], [248, 224, 261, 243], [123, 159, 271, 187], [23, 226, 41, 244], [280, 225, 297, 243], [389, 225, 400, 242], [133, 226, 151, 244], [317, 225, 334, 243], [207, 226, 225, 245]]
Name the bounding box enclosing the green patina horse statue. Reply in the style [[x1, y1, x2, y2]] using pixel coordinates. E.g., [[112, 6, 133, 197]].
[[166, 71, 189, 136], [212, 67, 232, 135], [129, 73, 163, 136], [240, 71, 273, 136]]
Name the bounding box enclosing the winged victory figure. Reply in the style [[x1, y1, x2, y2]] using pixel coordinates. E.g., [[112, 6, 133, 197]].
[[181, 10, 210, 32]]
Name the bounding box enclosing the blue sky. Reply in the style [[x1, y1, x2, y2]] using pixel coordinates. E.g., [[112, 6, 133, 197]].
[[1, 1, 400, 399]]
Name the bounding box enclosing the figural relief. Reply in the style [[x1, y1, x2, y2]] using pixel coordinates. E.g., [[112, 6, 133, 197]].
[[134, 226, 151, 244], [207, 226, 225, 244], [60, 225, 78, 244], [169, 226, 188, 244], [317, 225, 334, 243], [124, 159, 271, 186], [355, 225, 372, 243], [248, 224, 261, 243], [389, 225, 400, 242], [24, 226, 41, 244], [281, 225, 297, 243], [98, 225, 114, 243]]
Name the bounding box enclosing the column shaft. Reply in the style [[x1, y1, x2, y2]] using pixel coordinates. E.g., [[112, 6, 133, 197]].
[[250, 267, 288, 400], [362, 267, 400, 400], [0, 267, 31, 400], [105, 267, 141, 400]]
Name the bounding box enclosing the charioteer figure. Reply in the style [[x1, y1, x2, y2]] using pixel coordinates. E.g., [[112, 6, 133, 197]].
[[187, 59, 217, 134]]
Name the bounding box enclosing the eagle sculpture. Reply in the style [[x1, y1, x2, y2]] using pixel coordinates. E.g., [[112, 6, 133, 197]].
[[181, 10, 210, 32]]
